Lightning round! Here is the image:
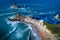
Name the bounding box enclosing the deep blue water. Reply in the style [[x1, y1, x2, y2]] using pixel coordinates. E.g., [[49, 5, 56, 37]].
[[0, 0, 60, 13], [0, 0, 60, 40]]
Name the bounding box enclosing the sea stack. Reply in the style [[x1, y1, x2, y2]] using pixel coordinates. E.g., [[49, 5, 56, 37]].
[[12, 3, 18, 9], [55, 14, 59, 20]]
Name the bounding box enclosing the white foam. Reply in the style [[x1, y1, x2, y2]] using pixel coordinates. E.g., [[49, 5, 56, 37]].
[[10, 6, 14, 9], [25, 23, 41, 40], [21, 8, 26, 10], [7, 21, 19, 28], [32, 28, 41, 40], [15, 31, 23, 39], [9, 16, 14, 19], [20, 23, 32, 33], [18, 8, 27, 12], [39, 11, 55, 15], [26, 24, 32, 30], [0, 11, 17, 16]]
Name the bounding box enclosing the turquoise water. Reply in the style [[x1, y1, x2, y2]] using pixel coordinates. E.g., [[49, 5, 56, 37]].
[[0, 9, 41, 40]]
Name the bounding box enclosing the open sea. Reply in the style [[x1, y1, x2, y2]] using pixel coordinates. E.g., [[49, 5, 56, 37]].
[[0, 0, 60, 40]]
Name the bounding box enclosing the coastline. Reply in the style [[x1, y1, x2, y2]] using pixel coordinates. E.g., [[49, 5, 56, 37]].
[[8, 14, 57, 40]]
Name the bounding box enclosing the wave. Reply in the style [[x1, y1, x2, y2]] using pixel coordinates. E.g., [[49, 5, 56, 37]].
[[0, 20, 19, 40], [0, 26, 17, 40], [6, 20, 19, 28], [24, 23, 41, 40], [6, 20, 31, 40], [31, 28, 41, 40], [0, 12, 17, 16]]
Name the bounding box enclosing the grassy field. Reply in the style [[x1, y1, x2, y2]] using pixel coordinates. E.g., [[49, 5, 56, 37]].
[[44, 22, 60, 37]]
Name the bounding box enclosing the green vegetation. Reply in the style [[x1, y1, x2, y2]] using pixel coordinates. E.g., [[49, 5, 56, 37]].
[[44, 22, 60, 37]]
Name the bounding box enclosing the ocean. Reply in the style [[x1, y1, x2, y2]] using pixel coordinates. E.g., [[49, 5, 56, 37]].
[[0, 0, 60, 40]]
